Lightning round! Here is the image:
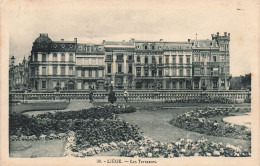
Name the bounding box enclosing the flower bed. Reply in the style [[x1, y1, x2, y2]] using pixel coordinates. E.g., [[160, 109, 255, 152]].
[[64, 134, 250, 157], [165, 96, 235, 104], [169, 107, 251, 140], [9, 104, 138, 141]]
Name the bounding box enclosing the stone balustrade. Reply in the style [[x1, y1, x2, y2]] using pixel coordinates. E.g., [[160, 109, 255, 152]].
[[9, 90, 251, 102]]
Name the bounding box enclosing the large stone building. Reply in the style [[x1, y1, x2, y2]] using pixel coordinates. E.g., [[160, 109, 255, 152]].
[[28, 32, 231, 91]]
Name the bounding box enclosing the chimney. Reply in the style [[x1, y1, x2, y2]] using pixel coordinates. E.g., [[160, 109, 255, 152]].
[[224, 32, 227, 36], [40, 33, 48, 37], [188, 39, 191, 43], [160, 39, 163, 42], [74, 38, 77, 42], [61, 39, 64, 41], [103, 40, 105, 44], [217, 32, 219, 36]]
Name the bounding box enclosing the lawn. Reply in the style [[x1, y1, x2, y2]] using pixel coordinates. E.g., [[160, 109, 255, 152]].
[[9, 101, 69, 114], [10, 138, 66, 158]]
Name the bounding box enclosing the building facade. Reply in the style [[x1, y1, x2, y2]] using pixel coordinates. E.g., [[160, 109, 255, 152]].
[[28, 32, 231, 91], [9, 56, 29, 91]]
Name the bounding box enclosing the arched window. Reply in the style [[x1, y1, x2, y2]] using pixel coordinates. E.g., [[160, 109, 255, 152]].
[[53, 53, 57, 61], [144, 45, 147, 50], [69, 53, 73, 62], [61, 53, 65, 62]]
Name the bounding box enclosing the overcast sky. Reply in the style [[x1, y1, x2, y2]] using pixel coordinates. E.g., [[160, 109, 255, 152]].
[[6, 0, 259, 76]]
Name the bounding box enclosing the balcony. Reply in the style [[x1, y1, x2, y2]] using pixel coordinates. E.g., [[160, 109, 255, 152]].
[[105, 58, 113, 62], [192, 62, 204, 66], [115, 72, 125, 75]]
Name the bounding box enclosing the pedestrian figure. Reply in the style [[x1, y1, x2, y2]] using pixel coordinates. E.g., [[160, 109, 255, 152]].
[[89, 89, 94, 103], [108, 87, 117, 104], [124, 90, 129, 102]]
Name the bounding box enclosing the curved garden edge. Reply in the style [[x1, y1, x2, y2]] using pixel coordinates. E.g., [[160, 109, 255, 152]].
[[169, 107, 251, 141]]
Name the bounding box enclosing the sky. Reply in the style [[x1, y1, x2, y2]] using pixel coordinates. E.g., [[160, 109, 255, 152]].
[[5, 0, 259, 76]]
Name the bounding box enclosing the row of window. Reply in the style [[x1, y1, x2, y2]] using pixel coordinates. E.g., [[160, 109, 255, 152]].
[[77, 70, 104, 78], [194, 67, 229, 75], [41, 66, 74, 75], [135, 68, 191, 77], [107, 64, 133, 74], [34, 53, 74, 62]]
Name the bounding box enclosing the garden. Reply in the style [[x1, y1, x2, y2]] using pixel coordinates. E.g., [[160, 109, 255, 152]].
[[9, 102, 251, 158]]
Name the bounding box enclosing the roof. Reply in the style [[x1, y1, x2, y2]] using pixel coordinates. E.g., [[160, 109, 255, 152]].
[[192, 39, 219, 48], [34, 34, 52, 43]]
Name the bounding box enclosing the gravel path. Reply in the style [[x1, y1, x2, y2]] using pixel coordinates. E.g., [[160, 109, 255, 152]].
[[223, 113, 251, 128], [23, 101, 94, 116]]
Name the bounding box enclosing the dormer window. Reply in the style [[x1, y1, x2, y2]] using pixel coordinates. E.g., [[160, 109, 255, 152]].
[[152, 46, 155, 50], [144, 45, 148, 50]]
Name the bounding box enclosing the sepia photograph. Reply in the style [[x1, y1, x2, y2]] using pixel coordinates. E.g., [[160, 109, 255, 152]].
[[1, 0, 259, 165]]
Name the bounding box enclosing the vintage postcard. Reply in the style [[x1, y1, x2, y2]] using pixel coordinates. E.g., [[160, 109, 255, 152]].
[[1, 0, 259, 165]]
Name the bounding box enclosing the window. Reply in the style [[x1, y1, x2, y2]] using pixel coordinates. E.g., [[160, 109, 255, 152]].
[[53, 54, 57, 61], [152, 56, 156, 63], [213, 56, 217, 62], [152, 69, 156, 76], [42, 80, 46, 89], [179, 56, 183, 64], [89, 69, 92, 77], [201, 68, 205, 75], [61, 53, 65, 62], [179, 69, 183, 76], [179, 81, 183, 89], [128, 64, 132, 74], [144, 45, 147, 49], [118, 64, 122, 73], [221, 67, 225, 74], [194, 55, 199, 62], [42, 67, 46, 75], [220, 55, 224, 62], [69, 67, 73, 75], [42, 54, 46, 62], [186, 69, 190, 76], [82, 70, 85, 77], [136, 68, 141, 76], [145, 56, 148, 64], [159, 57, 162, 64], [165, 68, 169, 76], [207, 67, 211, 75], [172, 56, 176, 64], [159, 69, 163, 76], [96, 70, 98, 77], [137, 56, 141, 63], [53, 66, 57, 75], [166, 81, 170, 89], [106, 55, 112, 61], [35, 54, 38, 61], [117, 54, 123, 61], [152, 46, 155, 50], [69, 53, 73, 62], [221, 79, 225, 86], [186, 57, 191, 64], [128, 55, 133, 61], [195, 81, 199, 88], [165, 57, 169, 64], [172, 82, 176, 89], [172, 68, 176, 76], [144, 68, 148, 76], [107, 64, 111, 73], [61, 66, 65, 75]]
